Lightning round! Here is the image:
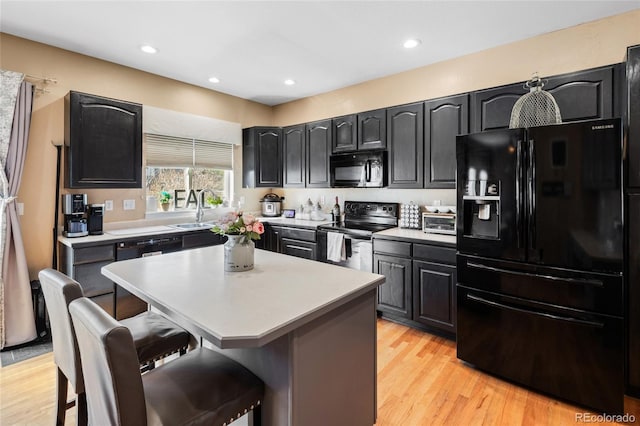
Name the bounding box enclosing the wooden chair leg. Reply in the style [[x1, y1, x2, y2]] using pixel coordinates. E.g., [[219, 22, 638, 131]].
[[55, 368, 68, 426], [75, 392, 87, 426]]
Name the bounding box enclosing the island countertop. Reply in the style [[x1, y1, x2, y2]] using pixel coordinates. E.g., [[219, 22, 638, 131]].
[[102, 245, 385, 349]]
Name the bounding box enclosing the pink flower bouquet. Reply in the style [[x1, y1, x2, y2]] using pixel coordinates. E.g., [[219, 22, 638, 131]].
[[211, 212, 264, 241]]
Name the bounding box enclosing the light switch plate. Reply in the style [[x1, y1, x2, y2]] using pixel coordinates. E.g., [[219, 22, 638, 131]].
[[105, 200, 113, 211], [123, 199, 135, 210], [16, 202, 24, 216]]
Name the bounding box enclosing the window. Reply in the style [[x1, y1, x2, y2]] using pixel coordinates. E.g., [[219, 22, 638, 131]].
[[145, 134, 233, 212]]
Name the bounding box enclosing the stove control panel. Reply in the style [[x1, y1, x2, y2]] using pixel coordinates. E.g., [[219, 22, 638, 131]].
[[344, 201, 398, 219]]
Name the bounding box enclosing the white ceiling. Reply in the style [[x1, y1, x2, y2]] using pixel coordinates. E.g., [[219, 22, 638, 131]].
[[2, 1, 639, 106]]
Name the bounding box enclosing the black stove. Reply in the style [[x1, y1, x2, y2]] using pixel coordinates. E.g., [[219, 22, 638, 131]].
[[317, 201, 398, 270], [318, 201, 398, 238]]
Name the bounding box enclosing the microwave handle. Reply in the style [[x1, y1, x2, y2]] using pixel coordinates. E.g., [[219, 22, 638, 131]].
[[365, 160, 371, 182]]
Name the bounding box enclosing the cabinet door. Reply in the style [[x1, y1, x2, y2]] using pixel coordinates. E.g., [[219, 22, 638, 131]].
[[628, 194, 640, 393], [470, 83, 525, 132], [65, 91, 142, 188], [387, 102, 424, 188], [413, 260, 456, 333], [242, 127, 282, 188], [280, 238, 317, 260], [306, 120, 331, 188], [424, 94, 469, 188], [374, 254, 412, 318], [546, 66, 615, 123], [256, 128, 282, 187], [332, 115, 357, 153], [283, 124, 306, 187], [628, 46, 640, 188], [358, 108, 386, 150]]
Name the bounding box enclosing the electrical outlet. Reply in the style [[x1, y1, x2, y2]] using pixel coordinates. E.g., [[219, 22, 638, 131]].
[[105, 200, 113, 211], [16, 202, 24, 216], [123, 199, 135, 210]]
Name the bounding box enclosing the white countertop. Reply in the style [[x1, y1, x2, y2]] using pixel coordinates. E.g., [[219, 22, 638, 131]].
[[258, 216, 332, 228], [102, 245, 384, 348], [374, 227, 457, 245]]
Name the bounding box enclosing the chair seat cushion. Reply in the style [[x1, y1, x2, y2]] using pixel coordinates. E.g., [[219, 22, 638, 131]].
[[143, 348, 264, 426], [121, 311, 190, 364]]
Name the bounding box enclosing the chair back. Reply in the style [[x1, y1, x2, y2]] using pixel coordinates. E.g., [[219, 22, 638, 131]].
[[69, 297, 147, 426], [38, 268, 84, 393]]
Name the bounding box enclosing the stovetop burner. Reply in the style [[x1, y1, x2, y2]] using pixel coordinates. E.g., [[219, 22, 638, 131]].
[[318, 201, 398, 237]]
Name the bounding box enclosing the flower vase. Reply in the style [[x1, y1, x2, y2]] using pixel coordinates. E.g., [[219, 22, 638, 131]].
[[224, 235, 254, 272]]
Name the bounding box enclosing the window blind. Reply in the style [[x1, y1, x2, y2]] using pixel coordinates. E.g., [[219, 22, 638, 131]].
[[145, 134, 233, 170]]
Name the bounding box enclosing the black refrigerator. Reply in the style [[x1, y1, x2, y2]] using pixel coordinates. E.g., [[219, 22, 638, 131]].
[[456, 118, 624, 413]]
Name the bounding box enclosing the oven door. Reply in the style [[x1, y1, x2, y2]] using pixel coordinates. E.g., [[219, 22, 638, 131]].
[[318, 231, 373, 272]]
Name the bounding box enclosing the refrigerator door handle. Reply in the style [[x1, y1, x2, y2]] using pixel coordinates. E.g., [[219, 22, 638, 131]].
[[515, 139, 523, 248], [528, 138, 536, 249], [466, 261, 604, 287], [466, 293, 605, 328]]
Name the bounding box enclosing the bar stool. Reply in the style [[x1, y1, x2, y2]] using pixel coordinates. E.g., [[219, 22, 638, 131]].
[[69, 296, 264, 425], [39, 268, 191, 426]]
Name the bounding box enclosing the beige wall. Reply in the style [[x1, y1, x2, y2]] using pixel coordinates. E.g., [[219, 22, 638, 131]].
[[272, 10, 640, 126], [1, 9, 640, 279], [0, 34, 273, 277]]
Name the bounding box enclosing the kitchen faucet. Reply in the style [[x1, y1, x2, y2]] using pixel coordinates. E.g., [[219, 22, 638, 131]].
[[195, 189, 217, 223]]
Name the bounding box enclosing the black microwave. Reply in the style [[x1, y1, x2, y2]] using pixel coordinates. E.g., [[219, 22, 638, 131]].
[[330, 151, 387, 188]]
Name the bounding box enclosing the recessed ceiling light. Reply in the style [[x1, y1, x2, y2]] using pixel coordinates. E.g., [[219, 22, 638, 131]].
[[403, 39, 421, 49], [140, 44, 157, 54], [208, 76, 220, 84], [284, 79, 296, 86]]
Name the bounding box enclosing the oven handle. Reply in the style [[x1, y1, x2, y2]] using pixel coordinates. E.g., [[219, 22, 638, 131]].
[[466, 294, 604, 329], [466, 261, 604, 287]]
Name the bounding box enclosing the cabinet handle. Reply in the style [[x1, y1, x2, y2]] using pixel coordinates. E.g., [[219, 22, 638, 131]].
[[466, 293, 604, 328], [466, 261, 604, 287]]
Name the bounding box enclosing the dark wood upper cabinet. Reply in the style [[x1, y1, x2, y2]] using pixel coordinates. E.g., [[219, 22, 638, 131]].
[[332, 114, 357, 153], [387, 102, 424, 188], [424, 94, 469, 189], [628, 45, 640, 188], [470, 83, 524, 133], [242, 127, 282, 188], [306, 119, 331, 188], [545, 66, 615, 123], [64, 91, 142, 188], [283, 124, 306, 188], [471, 65, 620, 133], [358, 108, 387, 150]]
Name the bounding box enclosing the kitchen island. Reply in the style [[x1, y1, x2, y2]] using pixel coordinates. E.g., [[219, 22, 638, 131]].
[[102, 245, 384, 426]]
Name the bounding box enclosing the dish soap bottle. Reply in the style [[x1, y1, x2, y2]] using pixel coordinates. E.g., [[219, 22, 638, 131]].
[[332, 196, 341, 224]]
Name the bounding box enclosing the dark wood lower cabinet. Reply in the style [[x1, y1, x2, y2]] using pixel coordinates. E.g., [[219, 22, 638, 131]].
[[260, 224, 317, 261], [374, 254, 412, 319], [413, 260, 456, 333], [374, 237, 457, 337]]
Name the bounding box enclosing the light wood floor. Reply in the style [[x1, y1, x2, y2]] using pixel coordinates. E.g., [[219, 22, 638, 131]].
[[2, 319, 639, 425]]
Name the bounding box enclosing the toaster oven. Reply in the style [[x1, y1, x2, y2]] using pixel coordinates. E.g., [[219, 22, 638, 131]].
[[422, 212, 456, 235]]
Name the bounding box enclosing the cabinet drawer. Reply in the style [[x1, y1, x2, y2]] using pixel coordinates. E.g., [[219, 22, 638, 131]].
[[374, 240, 411, 257], [413, 244, 456, 264], [281, 238, 317, 260], [74, 260, 114, 297], [74, 244, 115, 264], [278, 227, 316, 242]]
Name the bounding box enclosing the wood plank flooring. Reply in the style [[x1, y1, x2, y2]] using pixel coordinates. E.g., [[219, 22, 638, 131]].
[[1, 318, 639, 425]]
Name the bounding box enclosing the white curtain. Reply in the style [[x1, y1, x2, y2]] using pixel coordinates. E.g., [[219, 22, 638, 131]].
[[0, 70, 36, 348]]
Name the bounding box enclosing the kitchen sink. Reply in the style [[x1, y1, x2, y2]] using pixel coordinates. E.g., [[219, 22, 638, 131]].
[[169, 222, 214, 230]]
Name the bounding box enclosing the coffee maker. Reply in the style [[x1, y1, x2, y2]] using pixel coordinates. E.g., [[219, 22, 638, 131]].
[[62, 194, 88, 237]]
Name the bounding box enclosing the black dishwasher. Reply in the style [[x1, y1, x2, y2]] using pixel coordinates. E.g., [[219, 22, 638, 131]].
[[114, 236, 183, 319]]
